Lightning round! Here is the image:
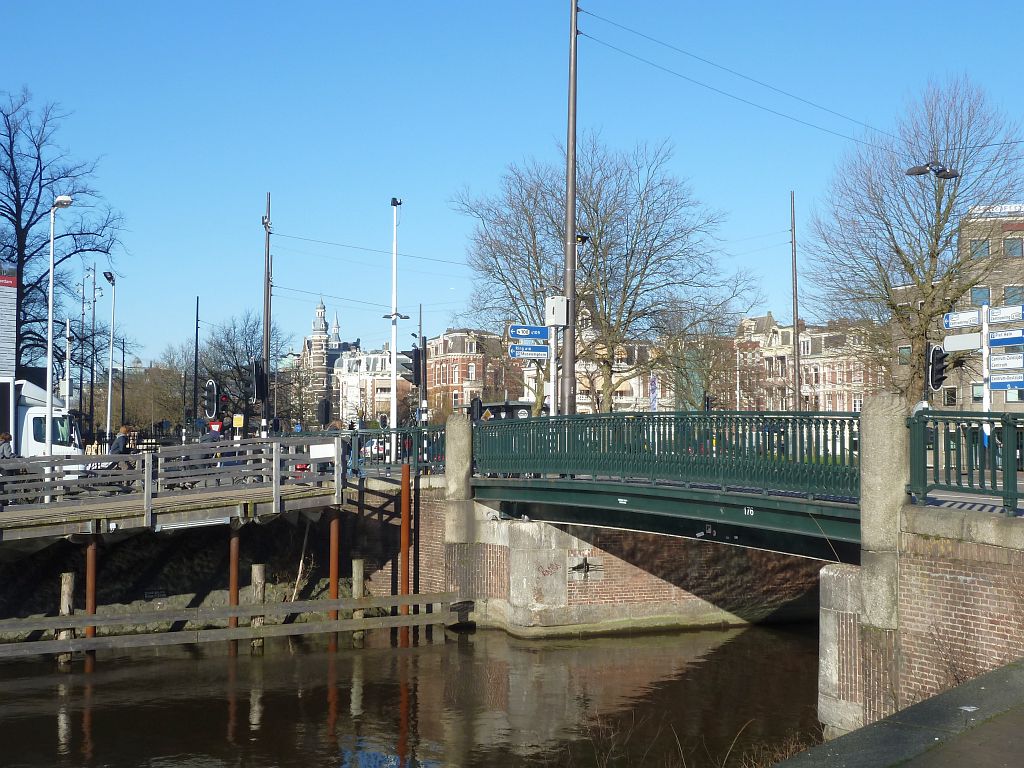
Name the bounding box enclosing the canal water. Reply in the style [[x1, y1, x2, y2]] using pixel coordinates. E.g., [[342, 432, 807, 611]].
[[0, 624, 819, 767]]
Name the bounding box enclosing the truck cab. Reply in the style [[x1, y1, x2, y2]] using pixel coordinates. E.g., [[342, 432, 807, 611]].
[[1, 378, 84, 458]]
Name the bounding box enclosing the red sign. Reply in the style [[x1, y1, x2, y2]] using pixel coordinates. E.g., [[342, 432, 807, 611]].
[[0, 275, 15, 288]]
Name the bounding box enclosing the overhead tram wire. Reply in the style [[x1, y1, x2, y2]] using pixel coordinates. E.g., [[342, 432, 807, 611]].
[[581, 32, 890, 153], [275, 232, 466, 266], [275, 284, 462, 311], [272, 243, 468, 281], [580, 8, 899, 141], [580, 11, 1024, 157]]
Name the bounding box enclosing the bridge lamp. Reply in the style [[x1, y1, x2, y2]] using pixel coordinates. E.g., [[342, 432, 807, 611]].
[[45, 195, 74, 458]]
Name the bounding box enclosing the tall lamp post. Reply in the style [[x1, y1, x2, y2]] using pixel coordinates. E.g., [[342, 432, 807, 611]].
[[384, 198, 408, 456], [906, 160, 960, 407], [103, 271, 117, 443], [45, 195, 73, 456]]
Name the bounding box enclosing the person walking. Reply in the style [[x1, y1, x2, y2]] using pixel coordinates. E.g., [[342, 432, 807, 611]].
[[0, 431, 15, 461], [108, 426, 130, 455]]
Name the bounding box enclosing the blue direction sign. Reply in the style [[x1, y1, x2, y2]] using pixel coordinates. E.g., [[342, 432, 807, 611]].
[[508, 324, 550, 340], [943, 309, 981, 330], [509, 343, 550, 360], [990, 372, 1024, 390], [990, 328, 1024, 347]]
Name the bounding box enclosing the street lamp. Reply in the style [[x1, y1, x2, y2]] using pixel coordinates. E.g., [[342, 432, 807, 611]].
[[103, 271, 116, 445], [386, 197, 406, 452], [45, 195, 73, 457], [905, 162, 960, 180]]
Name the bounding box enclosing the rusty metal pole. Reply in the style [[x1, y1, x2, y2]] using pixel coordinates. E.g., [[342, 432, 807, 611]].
[[329, 509, 340, 621], [85, 537, 97, 638], [400, 463, 411, 613], [229, 527, 240, 628]]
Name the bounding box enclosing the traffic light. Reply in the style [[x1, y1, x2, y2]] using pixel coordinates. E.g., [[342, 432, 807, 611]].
[[203, 379, 217, 419], [928, 343, 949, 392], [410, 347, 422, 386], [703, 392, 717, 412], [470, 396, 483, 422], [316, 398, 330, 427], [252, 360, 268, 402], [219, 393, 229, 417]]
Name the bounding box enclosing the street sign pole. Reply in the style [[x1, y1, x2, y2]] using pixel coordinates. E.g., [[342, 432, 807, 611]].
[[548, 325, 557, 415], [983, 305, 991, 431]]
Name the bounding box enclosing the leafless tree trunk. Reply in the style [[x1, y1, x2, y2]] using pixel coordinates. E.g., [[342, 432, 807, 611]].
[[0, 89, 122, 374], [808, 76, 1024, 403]]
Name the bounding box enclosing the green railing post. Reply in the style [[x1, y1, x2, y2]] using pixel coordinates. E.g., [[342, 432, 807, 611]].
[[1002, 413, 1019, 513], [907, 413, 926, 504]]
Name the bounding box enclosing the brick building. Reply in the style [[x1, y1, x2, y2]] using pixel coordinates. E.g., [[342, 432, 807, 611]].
[[425, 329, 524, 422]]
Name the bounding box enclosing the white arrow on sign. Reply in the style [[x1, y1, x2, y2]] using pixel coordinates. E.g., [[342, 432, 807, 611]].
[[943, 332, 982, 352], [943, 309, 981, 329]]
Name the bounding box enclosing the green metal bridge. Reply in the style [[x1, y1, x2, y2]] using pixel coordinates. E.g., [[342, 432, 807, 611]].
[[471, 410, 1024, 564], [472, 411, 863, 562]]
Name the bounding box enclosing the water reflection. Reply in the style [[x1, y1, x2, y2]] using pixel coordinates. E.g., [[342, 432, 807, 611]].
[[0, 624, 818, 767]]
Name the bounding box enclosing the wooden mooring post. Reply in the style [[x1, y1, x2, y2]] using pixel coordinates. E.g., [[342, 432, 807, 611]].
[[250, 564, 265, 652], [57, 572, 75, 668]]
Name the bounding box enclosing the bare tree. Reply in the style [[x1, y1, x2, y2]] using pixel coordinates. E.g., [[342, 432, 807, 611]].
[[809, 76, 1024, 402], [0, 89, 122, 374], [456, 135, 753, 412], [202, 310, 290, 427]]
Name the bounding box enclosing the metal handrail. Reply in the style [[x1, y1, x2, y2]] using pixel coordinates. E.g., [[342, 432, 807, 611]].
[[472, 410, 861, 500], [907, 409, 1022, 512], [0, 426, 447, 513]]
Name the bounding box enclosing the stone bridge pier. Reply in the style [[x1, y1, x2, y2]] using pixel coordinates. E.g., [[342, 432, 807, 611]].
[[819, 393, 1024, 738], [441, 415, 824, 637]]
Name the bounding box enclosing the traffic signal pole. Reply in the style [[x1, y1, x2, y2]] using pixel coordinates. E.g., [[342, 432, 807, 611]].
[[192, 296, 199, 436], [262, 193, 272, 438]]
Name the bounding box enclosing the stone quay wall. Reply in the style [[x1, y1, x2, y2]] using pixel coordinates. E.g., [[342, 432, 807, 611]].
[[819, 393, 1024, 738]]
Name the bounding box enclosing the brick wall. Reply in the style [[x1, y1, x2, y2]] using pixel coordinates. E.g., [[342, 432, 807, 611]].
[[565, 527, 823, 622], [897, 531, 1024, 705]]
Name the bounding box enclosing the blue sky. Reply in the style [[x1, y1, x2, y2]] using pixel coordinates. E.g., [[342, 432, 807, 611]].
[[6, 1, 1024, 362]]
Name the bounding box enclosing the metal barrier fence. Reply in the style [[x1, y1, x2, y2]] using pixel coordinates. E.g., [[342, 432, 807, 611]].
[[908, 410, 1023, 511], [473, 411, 861, 499], [0, 428, 446, 513]]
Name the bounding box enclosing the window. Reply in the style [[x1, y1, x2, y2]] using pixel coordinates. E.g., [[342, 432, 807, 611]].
[[468, 363, 477, 381], [852, 395, 863, 412], [897, 345, 912, 365], [1005, 285, 1024, 306], [1007, 389, 1021, 403], [943, 387, 957, 406], [972, 383, 983, 404], [467, 341, 477, 354], [452, 391, 460, 408], [970, 239, 990, 259], [971, 286, 991, 306], [452, 366, 460, 384], [800, 339, 810, 355], [1004, 238, 1024, 258]]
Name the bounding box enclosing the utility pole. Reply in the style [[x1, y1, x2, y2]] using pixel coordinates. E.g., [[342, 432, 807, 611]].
[[560, 0, 580, 415], [120, 337, 126, 426], [262, 193, 272, 437], [89, 264, 97, 441], [78, 273, 86, 417], [791, 191, 801, 412], [192, 296, 199, 434]]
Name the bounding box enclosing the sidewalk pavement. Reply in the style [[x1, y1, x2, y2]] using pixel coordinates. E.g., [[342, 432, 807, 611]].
[[780, 658, 1024, 767]]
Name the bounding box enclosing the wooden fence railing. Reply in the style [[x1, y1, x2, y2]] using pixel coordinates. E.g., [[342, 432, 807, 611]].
[[0, 592, 459, 658]]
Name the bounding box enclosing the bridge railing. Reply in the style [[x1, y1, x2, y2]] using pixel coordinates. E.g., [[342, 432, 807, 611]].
[[908, 410, 1022, 511], [0, 427, 446, 514], [473, 410, 860, 499]]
